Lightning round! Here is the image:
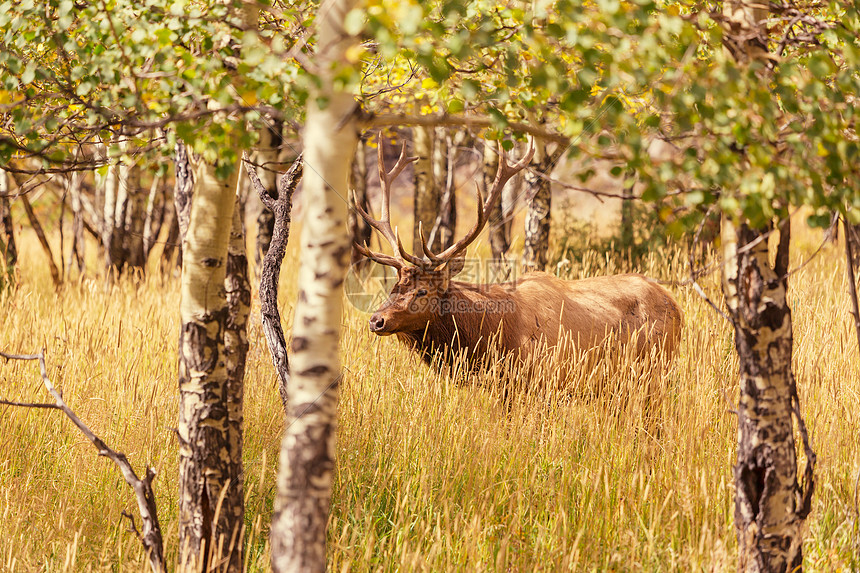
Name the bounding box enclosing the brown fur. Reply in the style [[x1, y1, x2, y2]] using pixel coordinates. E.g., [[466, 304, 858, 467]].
[[369, 268, 684, 368]]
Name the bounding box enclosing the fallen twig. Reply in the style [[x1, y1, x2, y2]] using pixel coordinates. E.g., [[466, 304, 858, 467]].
[[0, 350, 165, 573]]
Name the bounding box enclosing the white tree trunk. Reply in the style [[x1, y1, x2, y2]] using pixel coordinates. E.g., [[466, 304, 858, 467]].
[[269, 0, 358, 569], [177, 156, 245, 571]]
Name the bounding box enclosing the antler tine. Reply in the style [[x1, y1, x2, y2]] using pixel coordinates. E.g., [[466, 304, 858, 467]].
[[428, 138, 534, 267], [376, 137, 418, 220], [352, 190, 390, 243], [417, 221, 436, 262], [353, 239, 404, 269], [394, 227, 425, 267], [385, 143, 419, 184], [352, 190, 404, 270], [353, 136, 424, 270], [376, 138, 392, 222], [481, 137, 536, 212]]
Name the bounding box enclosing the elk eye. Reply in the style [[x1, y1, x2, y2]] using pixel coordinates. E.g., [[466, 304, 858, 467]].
[[416, 289, 428, 297]]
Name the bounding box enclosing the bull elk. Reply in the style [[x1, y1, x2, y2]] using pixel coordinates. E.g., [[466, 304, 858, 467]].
[[354, 139, 683, 370]]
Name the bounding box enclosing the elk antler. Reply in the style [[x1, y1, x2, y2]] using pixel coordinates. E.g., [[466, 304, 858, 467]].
[[420, 137, 536, 269], [353, 137, 423, 269]]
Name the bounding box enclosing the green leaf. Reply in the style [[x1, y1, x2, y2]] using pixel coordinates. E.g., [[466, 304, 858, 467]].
[[20, 64, 35, 85]]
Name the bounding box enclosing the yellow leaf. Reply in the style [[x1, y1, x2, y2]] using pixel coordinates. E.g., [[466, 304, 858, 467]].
[[421, 78, 438, 89]]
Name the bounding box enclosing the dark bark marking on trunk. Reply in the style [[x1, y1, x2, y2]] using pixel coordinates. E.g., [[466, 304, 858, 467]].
[[174, 141, 194, 244], [298, 365, 330, 377], [256, 209, 276, 267]]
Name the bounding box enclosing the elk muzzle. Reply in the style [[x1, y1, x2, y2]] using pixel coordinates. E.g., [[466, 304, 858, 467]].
[[369, 312, 393, 335]]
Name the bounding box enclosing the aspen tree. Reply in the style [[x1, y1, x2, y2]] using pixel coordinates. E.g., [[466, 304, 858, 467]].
[[719, 3, 814, 570], [269, 0, 358, 568]]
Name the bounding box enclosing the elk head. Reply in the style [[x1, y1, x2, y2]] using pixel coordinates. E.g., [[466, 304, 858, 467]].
[[354, 136, 535, 336]]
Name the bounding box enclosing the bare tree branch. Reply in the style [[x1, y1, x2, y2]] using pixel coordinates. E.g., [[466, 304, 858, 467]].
[[244, 151, 303, 410], [0, 350, 166, 573]]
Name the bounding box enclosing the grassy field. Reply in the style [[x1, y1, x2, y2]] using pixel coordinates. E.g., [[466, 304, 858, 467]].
[[0, 217, 858, 572]]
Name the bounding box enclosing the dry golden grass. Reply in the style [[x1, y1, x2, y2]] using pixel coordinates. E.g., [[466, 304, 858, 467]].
[[0, 217, 858, 571]]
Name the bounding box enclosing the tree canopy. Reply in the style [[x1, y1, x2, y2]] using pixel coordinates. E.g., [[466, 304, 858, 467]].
[[2, 0, 858, 224]]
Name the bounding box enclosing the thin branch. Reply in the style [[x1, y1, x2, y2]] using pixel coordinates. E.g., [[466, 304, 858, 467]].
[[361, 112, 571, 145], [18, 192, 62, 289], [0, 350, 165, 573], [692, 280, 732, 324], [686, 203, 731, 323], [0, 398, 61, 409], [842, 215, 860, 358]]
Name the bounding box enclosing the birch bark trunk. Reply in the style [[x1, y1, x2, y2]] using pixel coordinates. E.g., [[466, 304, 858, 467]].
[[67, 167, 85, 278], [269, 0, 358, 568], [254, 123, 280, 269], [174, 141, 194, 243], [123, 164, 146, 273], [102, 162, 119, 274], [177, 156, 246, 572], [247, 154, 303, 411], [719, 3, 815, 570], [721, 218, 813, 572], [142, 176, 163, 262], [522, 138, 553, 272], [620, 172, 634, 256]]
